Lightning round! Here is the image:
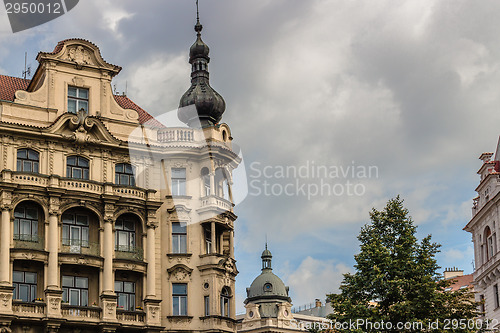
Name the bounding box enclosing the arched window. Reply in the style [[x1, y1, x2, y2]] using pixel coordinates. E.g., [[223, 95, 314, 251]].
[[220, 287, 231, 317], [17, 149, 39, 173], [67, 156, 89, 180], [483, 226, 497, 264], [62, 212, 89, 248], [115, 216, 137, 253], [201, 167, 210, 197], [115, 163, 136, 186], [13, 203, 40, 242], [215, 168, 230, 201]]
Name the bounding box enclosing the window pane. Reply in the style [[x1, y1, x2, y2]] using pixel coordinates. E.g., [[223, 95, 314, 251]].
[[73, 168, 82, 179], [26, 208, 37, 220], [129, 295, 135, 310], [180, 297, 187, 315], [33, 162, 39, 173], [14, 220, 19, 235], [115, 164, 124, 173], [81, 228, 89, 245], [180, 235, 187, 253], [124, 282, 134, 293], [78, 157, 89, 167], [173, 297, 179, 316], [173, 284, 187, 295], [28, 150, 38, 160], [83, 169, 89, 180], [13, 271, 23, 283], [78, 100, 88, 112], [118, 293, 125, 308], [23, 161, 32, 172], [67, 156, 76, 166], [17, 149, 27, 159], [124, 220, 134, 231], [172, 236, 179, 253], [125, 164, 133, 174], [62, 276, 74, 287], [172, 168, 186, 178], [76, 277, 88, 288], [120, 174, 128, 185], [68, 87, 77, 97], [70, 289, 79, 306], [179, 180, 186, 195], [78, 89, 88, 99], [14, 207, 24, 218], [172, 222, 186, 233], [68, 99, 77, 113], [130, 176, 136, 186], [25, 272, 36, 284], [115, 281, 123, 292], [81, 290, 88, 307], [19, 285, 29, 302], [76, 215, 88, 226], [31, 285, 36, 301], [20, 220, 31, 235], [17, 160, 22, 171], [62, 289, 68, 302], [71, 227, 80, 241], [118, 232, 127, 249]]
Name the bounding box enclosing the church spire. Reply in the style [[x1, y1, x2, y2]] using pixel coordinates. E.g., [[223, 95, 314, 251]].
[[178, 0, 226, 128], [261, 245, 272, 270]]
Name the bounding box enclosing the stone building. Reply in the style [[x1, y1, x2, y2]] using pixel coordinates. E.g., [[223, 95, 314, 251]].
[[464, 149, 500, 327], [0, 14, 239, 333]]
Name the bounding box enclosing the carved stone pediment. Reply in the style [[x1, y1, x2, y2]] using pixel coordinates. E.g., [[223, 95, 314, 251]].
[[47, 112, 122, 145], [167, 204, 192, 222], [167, 264, 193, 282]]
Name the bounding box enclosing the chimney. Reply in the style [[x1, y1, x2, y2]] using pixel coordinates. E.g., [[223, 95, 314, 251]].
[[443, 267, 464, 280], [315, 299, 322, 308]]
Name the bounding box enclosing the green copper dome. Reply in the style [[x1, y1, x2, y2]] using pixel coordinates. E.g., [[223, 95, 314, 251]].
[[244, 246, 291, 306]]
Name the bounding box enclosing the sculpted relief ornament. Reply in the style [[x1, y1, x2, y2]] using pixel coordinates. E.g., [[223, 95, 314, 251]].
[[67, 46, 92, 66]]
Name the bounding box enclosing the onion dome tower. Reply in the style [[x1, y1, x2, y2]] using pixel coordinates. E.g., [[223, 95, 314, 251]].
[[178, 3, 226, 128], [244, 245, 292, 318]]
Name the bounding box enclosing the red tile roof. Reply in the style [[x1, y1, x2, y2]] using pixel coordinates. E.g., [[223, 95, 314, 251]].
[[113, 95, 164, 128], [446, 274, 473, 292], [0, 75, 29, 101], [0, 74, 163, 128]]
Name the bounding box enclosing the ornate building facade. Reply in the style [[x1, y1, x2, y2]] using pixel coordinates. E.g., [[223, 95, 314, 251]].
[[0, 15, 239, 333], [464, 149, 500, 328]]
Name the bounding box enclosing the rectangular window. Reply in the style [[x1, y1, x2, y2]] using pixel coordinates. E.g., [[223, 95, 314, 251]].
[[204, 296, 210, 316], [115, 281, 136, 311], [13, 205, 39, 242], [17, 149, 39, 173], [172, 222, 187, 253], [495, 285, 499, 309], [205, 228, 212, 254], [488, 235, 495, 259], [62, 213, 89, 248], [172, 283, 187, 316], [171, 168, 186, 196], [62, 276, 88, 306], [68, 86, 89, 114], [13, 271, 37, 302], [480, 294, 485, 315]]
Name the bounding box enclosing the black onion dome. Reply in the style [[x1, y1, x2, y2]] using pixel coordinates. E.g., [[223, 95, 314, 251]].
[[178, 19, 226, 127]]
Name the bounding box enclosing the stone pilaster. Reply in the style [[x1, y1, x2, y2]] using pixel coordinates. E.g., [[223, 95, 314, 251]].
[[0, 205, 11, 286], [44, 289, 63, 318], [100, 294, 117, 322], [0, 285, 14, 315], [144, 298, 161, 327]]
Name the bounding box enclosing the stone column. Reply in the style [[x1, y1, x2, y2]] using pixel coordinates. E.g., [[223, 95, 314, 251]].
[[103, 219, 114, 293], [219, 232, 224, 255], [209, 173, 215, 196], [0, 206, 10, 284], [211, 222, 216, 254], [45, 197, 62, 318], [146, 223, 156, 298]]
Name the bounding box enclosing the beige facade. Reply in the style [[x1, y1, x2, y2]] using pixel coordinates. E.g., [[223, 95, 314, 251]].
[[0, 37, 239, 333]]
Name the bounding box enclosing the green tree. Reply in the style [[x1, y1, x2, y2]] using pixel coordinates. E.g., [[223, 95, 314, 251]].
[[327, 196, 482, 332]]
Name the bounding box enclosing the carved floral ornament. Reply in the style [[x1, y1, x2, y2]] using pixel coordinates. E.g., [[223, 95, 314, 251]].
[[66, 46, 93, 66]]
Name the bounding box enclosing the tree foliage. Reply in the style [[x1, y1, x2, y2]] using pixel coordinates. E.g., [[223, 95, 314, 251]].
[[327, 196, 482, 332]]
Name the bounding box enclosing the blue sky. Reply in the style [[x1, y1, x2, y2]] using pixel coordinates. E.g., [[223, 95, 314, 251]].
[[1, 0, 499, 313]]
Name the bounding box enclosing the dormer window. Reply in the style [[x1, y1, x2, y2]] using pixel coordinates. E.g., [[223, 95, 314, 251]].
[[68, 86, 88, 114]]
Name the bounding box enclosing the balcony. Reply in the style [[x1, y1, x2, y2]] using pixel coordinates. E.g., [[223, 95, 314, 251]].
[[61, 305, 101, 321], [200, 316, 236, 332], [2, 171, 157, 203], [12, 300, 46, 317], [13, 234, 44, 251], [61, 239, 100, 257], [199, 195, 233, 213], [116, 309, 145, 325], [158, 128, 194, 143], [115, 245, 144, 261]]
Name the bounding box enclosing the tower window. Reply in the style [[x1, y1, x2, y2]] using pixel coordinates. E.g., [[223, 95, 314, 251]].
[[115, 217, 136, 253], [17, 149, 39, 173], [220, 287, 231, 317], [204, 295, 210, 316], [68, 86, 89, 114], [115, 163, 136, 186], [172, 283, 187, 316], [67, 156, 89, 180]]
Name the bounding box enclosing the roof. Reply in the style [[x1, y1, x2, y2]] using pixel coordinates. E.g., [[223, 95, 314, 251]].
[[0, 74, 163, 128], [445, 274, 474, 292]]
